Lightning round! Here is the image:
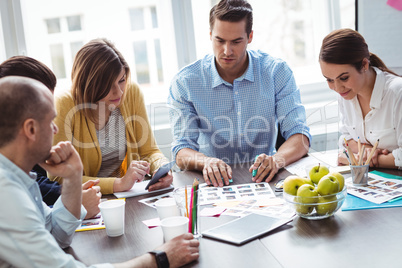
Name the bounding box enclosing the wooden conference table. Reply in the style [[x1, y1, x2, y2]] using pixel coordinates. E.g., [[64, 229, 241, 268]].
[[66, 164, 402, 268]]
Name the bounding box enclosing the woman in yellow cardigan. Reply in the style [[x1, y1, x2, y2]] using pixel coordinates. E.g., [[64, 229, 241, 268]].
[[51, 38, 173, 194]]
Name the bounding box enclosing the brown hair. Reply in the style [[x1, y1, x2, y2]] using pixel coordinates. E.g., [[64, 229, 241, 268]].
[[0, 56, 56, 91], [71, 38, 131, 121], [0, 77, 49, 147], [319, 28, 399, 76], [209, 0, 253, 37]]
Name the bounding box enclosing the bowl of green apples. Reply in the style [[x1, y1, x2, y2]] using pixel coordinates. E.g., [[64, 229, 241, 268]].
[[282, 169, 347, 220]]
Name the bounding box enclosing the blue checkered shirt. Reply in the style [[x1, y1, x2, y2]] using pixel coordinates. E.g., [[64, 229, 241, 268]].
[[167, 50, 311, 164]]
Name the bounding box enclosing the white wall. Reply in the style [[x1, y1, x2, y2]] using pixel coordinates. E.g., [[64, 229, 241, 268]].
[[357, 0, 402, 69]]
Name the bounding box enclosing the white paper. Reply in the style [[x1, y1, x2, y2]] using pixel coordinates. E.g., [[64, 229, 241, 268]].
[[114, 180, 174, 199], [285, 149, 350, 177]]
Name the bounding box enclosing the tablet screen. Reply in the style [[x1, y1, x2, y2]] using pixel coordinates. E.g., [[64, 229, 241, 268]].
[[202, 213, 294, 245]]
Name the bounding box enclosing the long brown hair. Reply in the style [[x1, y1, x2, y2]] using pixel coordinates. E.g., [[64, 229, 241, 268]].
[[71, 38, 131, 121], [209, 0, 253, 37], [319, 28, 399, 76]]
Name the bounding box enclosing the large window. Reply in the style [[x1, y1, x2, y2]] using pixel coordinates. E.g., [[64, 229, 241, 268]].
[[192, 0, 355, 85], [1, 0, 354, 104], [1, 0, 176, 102]]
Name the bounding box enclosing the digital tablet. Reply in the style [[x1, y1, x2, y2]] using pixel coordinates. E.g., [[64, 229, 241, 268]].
[[202, 213, 294, 245], [145, 161, 175, 190]]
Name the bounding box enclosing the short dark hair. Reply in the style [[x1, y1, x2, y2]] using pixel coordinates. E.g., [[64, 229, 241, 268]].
[[0, 77, 49, 147], [209, 0, 253, 37], [0, 56, 56, 91]]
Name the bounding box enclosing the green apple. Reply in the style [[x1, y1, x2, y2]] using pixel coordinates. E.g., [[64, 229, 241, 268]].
[[303, 177, 314, 186], [283, 175, 308, 196], [295, 184, 318, 214], [317, 175, 340, 196], [316, 196, 338, 215], [329, 172, 345, 190], [309, 164, 329, 184]]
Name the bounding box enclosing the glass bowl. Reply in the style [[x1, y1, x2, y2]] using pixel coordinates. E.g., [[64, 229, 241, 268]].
[[283, 187, 347, 220]]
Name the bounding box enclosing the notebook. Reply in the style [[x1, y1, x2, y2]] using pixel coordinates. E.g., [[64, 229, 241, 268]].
[[202, 213, 294, 245]]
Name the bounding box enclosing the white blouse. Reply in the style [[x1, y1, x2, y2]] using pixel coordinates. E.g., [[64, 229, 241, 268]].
[[338, 67, 402, 168]]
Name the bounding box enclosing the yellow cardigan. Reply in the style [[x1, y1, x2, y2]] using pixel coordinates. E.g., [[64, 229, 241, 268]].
[[50, 83, 167, 194]]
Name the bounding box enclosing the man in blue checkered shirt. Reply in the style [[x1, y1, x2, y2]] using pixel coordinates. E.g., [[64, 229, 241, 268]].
[[167, 0, 311, 187]]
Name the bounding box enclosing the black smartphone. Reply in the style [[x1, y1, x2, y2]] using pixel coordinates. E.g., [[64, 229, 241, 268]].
[[145, 161, 175, 190]]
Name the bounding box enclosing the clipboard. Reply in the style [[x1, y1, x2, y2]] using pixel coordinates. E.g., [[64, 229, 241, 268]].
[[202, 213, 294, 245], [145, 161, 175, 190]]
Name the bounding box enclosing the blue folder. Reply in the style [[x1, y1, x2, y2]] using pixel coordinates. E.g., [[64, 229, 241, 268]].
[[341, 171, 402, 211]]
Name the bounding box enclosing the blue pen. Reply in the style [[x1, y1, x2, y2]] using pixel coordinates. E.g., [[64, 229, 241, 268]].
[[252, 155, 259, 177], [388, 196, 402, 203], [343, 149, 352, 165], [222, 177, 233, 183]]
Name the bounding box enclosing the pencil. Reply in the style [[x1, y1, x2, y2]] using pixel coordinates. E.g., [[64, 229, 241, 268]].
[[365, 139, 380, 165], [188, 188, 194, 233], [344, 139, 358, 165], [191, 178, 199, 234], [185, 185, 189, 218], [358, 137, 361, 158], [358, 145, 366, 166]]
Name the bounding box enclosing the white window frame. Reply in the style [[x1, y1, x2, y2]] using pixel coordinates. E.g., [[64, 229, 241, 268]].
[[0, 0, 355, 155]]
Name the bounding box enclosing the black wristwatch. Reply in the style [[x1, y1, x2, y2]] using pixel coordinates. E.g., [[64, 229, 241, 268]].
[[149, 250, 170, 268]]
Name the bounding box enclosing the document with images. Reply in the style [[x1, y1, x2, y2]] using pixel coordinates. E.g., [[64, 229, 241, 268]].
[[76, 212, 105, 232], [139, 192, 174, 208], [198, 182, 276, 205], [218, 198, 295, 219], [76, 198, 125, 232], [346, 172, 402, 204]]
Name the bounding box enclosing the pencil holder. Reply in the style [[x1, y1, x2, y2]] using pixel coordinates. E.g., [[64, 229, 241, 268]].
[[350, 164, 369, 186], [173, 186, 202, 238]]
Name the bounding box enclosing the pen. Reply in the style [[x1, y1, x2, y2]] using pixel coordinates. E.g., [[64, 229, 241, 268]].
[[343, 149, 352, 165], [87, 181, 95, 189], [388, 196, 402, 203], [252, 155, 259, 177]]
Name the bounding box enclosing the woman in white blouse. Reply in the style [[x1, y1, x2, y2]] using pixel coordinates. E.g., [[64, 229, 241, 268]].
[[319, 28, 402, 169]]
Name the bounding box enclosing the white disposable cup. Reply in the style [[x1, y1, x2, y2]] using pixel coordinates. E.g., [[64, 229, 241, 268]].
[[98, 199, 126, 237], [160, 216, 189, 241], [154, 198, 180, 220]]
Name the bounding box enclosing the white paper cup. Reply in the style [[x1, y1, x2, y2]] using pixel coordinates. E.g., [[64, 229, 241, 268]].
[[98, 199, 126, 237], [160, 216, 189, 241], [155, 198, 180, 220]]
